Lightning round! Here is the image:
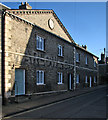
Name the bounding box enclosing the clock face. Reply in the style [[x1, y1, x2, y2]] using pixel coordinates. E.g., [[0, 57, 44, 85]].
[[48, 19, 54, 30]]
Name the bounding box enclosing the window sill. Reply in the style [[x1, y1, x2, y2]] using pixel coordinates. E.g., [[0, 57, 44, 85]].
[[36, 49, 46, 53], [57, 83, 63, 85], [76, 82, 79, 84], [37, 84, 46, 86], [58, 55, 64, 58]]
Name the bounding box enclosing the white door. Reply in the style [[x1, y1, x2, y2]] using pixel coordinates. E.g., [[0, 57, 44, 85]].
[[15, 69, 25, 95], [89, 76, 92, 88], [69, 74, 72, 90]]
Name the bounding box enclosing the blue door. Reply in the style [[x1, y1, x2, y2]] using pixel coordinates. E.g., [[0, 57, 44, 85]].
[[15, 69, 25, 95]]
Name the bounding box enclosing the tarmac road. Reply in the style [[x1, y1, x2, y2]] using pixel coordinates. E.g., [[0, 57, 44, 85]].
[[3, 87, 107, 120]]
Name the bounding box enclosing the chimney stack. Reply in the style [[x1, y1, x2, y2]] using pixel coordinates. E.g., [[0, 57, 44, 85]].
[[101, 53, 105, 64], [82, 45, 87, 50], [19, 2, 32, 9]]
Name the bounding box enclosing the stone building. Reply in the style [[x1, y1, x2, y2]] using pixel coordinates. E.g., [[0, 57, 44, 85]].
[[98, 48, 108, 84], [1, 2, 98, 100]]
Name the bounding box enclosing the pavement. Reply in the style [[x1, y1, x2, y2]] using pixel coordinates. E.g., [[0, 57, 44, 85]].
[[2, 85, 107, 119]]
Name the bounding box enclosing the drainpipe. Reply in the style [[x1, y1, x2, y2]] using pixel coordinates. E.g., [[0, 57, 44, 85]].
[[2, 10, 6, 105], [73, 47, 76, 90]]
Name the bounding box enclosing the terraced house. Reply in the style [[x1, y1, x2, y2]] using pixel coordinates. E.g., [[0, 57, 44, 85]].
[[1, 2, 98, 101]]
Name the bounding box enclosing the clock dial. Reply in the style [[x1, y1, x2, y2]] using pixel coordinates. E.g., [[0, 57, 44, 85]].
[[48, 19, 54, 30]]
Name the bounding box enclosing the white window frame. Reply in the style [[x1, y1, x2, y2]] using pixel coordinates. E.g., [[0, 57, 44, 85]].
[[36, 35, 44, 51], [85, 56, 88, 65], [76, 53, 80, 62], [58, 72, 63, 84], [36, 70, 44, 85], [94, 60, 96, 67], [85, 75, 88, 83], [94, 76, 96, 83], [58, 45, 63, 57], [76, 74, 79, 83]]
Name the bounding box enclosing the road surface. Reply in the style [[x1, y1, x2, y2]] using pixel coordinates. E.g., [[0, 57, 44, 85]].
[[4, 87, 107, 119]]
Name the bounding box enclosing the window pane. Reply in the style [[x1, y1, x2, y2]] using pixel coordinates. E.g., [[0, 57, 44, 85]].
[[42, 71, 44, 84], [76, 74, 79, 83], [61, 46, 62, 56], [58, 72, 62, 84], [37, 71, 44, 84], [58, 45, 62, 56], [37, 71, 39, 83], [76, 53, 79, 62], [42, 38, 44, 50], [94, 76, 96, 83], [85, 76, 87, 83], [36, 36, 39, 49], [36, 35, 44, 51]]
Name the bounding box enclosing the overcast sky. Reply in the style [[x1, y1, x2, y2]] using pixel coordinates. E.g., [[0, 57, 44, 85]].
[[2, 2, 106, 59]]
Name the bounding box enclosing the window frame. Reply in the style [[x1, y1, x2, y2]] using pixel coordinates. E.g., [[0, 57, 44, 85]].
[[36, 70, 44, 85], [94, 60, 96, 67], [76, 53, 80, 62], [58, 44, 63, 57], [94, 76, 96, 83], [36, 35, 45, 51], [85, 56, 88, 65], [58, 72, 63, 84], [76, 74, 79, 84], [85, 75, 88, 83]]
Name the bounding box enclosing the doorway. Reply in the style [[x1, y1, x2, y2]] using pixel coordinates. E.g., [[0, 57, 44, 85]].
[[15, 69, 25, 95]]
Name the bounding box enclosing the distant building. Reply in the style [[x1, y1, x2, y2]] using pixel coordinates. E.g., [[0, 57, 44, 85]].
[[98, 48, 108, 84], [1, 2, 98, 103]]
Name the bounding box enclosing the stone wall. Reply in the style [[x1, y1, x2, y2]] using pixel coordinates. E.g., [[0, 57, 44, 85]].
[[75, 47, 98, 88], [7, 10, 72, 43], [4, 14, 74, 96], [4, 12, 98, 97]]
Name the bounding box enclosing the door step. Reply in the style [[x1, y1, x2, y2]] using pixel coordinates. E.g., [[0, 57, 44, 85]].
[[8, 95, 32, 103]]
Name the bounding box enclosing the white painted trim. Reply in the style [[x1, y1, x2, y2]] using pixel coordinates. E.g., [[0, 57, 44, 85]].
[[36, 70, 45, 85], [5, 51, 98, 72], [36, 82, 45, 85], [85, 75, 88, 83], [58, 44, 63, 56]]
